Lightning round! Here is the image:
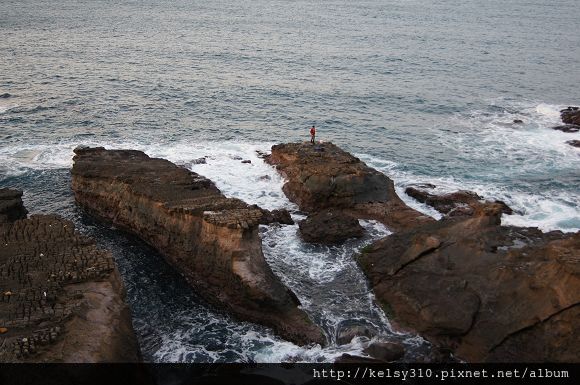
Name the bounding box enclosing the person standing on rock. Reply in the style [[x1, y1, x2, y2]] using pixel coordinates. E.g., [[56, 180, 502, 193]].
[[310, 125, 316, 144]]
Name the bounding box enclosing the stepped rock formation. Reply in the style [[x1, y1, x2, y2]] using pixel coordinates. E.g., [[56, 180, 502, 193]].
[[71, 147, 324, 346], [266, 142, 433, 232], [357, 205, 580, 362], [0, 189, 140, 362]]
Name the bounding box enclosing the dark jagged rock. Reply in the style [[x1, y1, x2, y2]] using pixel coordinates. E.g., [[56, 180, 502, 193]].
[[356, 208, 580, 362], [363, 341, 405, 362], [0, 189, 28, 223], [405, 186, 513, 217], [267, 142, 434, 232], [561, 106, 580, 126], [552, 125, 580, 133], [566, 140, 580, 148], [256, 207, 294, 225], [0, 211, 140, 362], [71, 147, 324, 346], [335, 320, 377, 345], [513, 119, 523, 124], [299, 210, 364, 244]]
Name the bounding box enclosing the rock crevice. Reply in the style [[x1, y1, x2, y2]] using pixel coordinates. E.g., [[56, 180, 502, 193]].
[[71, 147, 324, 346]]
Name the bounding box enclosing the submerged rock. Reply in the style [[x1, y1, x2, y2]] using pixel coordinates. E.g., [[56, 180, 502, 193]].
[[335, 354, 384, 364], [335, 320, 377, 345], [0, 198, 140, 362], [71, 147, 324, 346], [567, 140, 580, 148], [552, 125, 580, 133], [356, 207, 580, 362], [405, 186, 513, 217], [299, 210, 364, 244], [267, 142, 433, 231]]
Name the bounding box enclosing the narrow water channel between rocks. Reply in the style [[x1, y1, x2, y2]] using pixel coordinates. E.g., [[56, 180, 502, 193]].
[[1, 141, 435, 362]]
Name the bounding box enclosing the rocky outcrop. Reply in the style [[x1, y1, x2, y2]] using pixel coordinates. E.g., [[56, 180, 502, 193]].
[[405, 186, 513, 217], [356, 207, 580, 362], [553, 106, 580, 133], [0, 193, 140, 362], [266, 143, 434, 231], [299, 210, 364, 244], [71, 147, 324, 346], [561, 106, 580, 125], [0, 189, 28, 223], [553, 125, 580, 133]]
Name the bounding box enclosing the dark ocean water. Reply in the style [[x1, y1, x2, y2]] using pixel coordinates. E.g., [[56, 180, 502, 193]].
[[1, 0, 579, 362]]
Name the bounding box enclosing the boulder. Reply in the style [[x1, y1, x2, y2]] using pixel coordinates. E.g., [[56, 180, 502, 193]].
[[566, 140, 580, 148], [299, 210, 364, 244], [0, 212, 140, 362], [255, 207, 294, 225], [71, 147, 324, 346], [561, 106, 580, 125], [356, 207, 580, 362], [0, 189, 28, 223], [405, 186, 513, 217], [363, 342, 405, 362], [267, 142, 433, 231]]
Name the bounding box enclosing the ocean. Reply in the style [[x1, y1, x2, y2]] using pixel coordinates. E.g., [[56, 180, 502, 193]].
[[1, 0, 579, 362]]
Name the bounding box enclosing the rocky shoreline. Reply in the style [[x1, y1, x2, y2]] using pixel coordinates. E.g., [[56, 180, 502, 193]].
[[71, 146, 324, 346], [0, 189, 140, 362], [1, 135, 578, 363], [265, 142, 579, 363]]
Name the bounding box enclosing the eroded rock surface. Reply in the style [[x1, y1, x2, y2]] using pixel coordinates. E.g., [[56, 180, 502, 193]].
[[357, 208, 580, 362], [71, 147, 324, 346], [0, 194, 140, 362], [405, 186, 513, 217], [266, 143, 433, 231], [299, 210, 363, 244]]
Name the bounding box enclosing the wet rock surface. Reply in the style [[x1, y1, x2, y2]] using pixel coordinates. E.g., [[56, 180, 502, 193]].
[[552, 125, 580, 133], [561, 106, 580, 125], [363, 341, 405, 362], [71, 147, 324, 346], [357, 208, 580, 362], [267, 142, 434, 231], [0, 194, 140, 362], [567, 140, 580, 148], [335, 319, 377, 345], [405, 186, 513, 217], [0, 189, 28, 223], [299, 210, 364, 244]]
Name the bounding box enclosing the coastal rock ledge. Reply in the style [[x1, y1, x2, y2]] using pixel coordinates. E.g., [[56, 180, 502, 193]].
[[0, 189, 140, 362], [357, 207, 580, 362], [71, 147, 324, 346], [266, 142, 434, 232]]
